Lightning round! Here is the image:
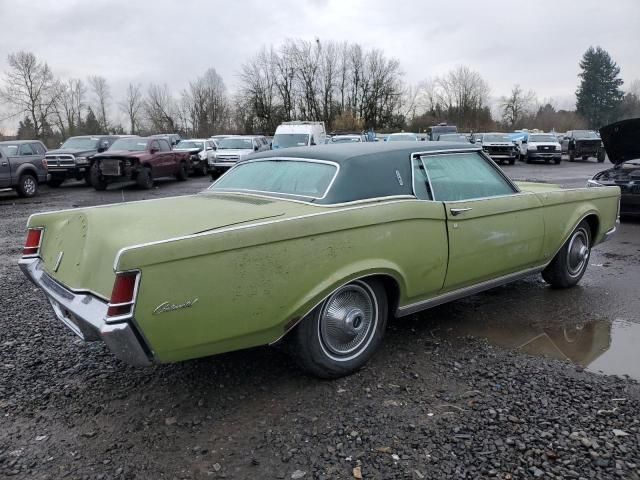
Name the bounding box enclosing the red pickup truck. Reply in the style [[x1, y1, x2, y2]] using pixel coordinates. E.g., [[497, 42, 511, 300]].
[[89, 137, 190, 190]]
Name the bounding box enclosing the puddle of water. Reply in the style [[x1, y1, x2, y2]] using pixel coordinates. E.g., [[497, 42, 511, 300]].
[[437, 315, 640, 380]]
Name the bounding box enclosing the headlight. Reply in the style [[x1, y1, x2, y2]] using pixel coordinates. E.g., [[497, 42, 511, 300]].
[[76, 156, 88, 164], [555, 146, 561, 151]]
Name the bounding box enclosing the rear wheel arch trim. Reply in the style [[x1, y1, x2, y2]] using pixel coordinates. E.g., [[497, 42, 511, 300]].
[[269, 272, 404, 346]]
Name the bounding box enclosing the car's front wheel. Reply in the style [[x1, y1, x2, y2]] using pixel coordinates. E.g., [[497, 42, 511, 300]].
[[542, 220, 591, 288], [290, 278, 388, 378], [176, 162, 188, 181], [90, 163, 108, 191], [136, 167, 154, 189]]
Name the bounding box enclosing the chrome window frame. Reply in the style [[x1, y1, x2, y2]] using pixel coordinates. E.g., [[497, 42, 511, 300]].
[[209, 157, 341, 201]]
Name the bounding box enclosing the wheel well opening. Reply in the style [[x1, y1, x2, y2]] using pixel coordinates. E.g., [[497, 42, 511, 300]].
[[584, 215, 599, 240], [366, 274, 400, 319]]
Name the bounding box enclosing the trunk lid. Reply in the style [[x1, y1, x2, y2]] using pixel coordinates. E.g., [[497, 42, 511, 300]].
[[600, 118, 640, 164], [31, 192, 309, 299]]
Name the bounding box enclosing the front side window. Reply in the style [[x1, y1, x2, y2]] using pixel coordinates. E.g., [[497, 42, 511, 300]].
[[19, 144, 34, 155], [158, 139, 171, 152], [211, 159, 337, 199], [422, 152, 515, 202]]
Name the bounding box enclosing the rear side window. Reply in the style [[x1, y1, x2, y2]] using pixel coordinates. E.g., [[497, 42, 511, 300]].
[[422, 152, 515, 202]]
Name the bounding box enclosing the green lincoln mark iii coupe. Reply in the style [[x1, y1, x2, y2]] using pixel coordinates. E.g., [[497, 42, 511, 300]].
[[19, 143, 620, 378]]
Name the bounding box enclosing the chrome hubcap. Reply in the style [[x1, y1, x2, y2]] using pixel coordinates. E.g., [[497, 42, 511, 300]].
[[24, 178, 36, 195], [567, 228, 589, 276], [318, 282, 377, 359]]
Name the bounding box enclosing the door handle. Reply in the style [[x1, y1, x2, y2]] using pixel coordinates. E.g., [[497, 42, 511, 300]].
[[450, 207, 472, 216]]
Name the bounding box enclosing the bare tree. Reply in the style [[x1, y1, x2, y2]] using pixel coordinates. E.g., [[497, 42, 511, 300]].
[[501, 85, 536, 128], [1, 51, 59, 139], [239, 47, 278, 132], [182, 68, 230, 136], [144, 83, 177, 133], [88, 75, 110, 132], [119, 83, 143, 134], [54, 78, 86, 137]]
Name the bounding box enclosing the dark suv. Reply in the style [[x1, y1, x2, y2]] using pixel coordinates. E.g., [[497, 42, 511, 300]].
[[45, 135, 118, 187], [0, 140, 48, 197]]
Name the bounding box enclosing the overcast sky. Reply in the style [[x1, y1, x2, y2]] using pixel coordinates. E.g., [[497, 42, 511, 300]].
[[1, 0, 639, 129]]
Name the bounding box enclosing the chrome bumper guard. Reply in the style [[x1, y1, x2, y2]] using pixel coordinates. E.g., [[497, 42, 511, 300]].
[[601, 222, 618, 243], [19, 258, 152, 367]]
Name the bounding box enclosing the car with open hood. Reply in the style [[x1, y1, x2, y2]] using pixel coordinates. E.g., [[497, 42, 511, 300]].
[[19, 142, 619, 378], [589, 118, 640, 217]]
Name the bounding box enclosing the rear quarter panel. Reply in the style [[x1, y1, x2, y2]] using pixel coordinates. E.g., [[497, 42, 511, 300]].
[[536, 186, 619, 259], [117, 200, 448, 363]]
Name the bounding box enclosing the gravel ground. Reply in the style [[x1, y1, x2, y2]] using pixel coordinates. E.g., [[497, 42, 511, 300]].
[[1, 175, 639, 480]]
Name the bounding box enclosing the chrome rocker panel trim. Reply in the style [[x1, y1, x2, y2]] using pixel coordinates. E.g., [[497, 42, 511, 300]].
[[19, 257, 152, 367]]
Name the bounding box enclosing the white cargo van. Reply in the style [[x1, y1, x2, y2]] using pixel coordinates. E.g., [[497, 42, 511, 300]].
[[272, 121, 326, 150]]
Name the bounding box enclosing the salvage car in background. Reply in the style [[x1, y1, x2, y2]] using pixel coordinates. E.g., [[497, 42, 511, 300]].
[[208, 135, 269, 174], [0, 140, 48, 197], [330, 134, 367, 143], [174, 139, 216, 175], [437, 133, 472, 143], [589, 118, 640, 217], [19, 142, 620, 378], [45, 135, 119, 187], [562, 130, 605, 162], [480, 133, 519, 165], [520, 133, 562, 164], [89, 137, 190, 190], [385, 132, 418, 142]]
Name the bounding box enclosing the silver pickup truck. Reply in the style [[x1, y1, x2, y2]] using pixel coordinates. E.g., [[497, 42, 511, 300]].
[[0, 140, 48, 197]]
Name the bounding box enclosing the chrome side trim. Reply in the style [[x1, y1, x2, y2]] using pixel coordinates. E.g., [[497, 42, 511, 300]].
[[113, 197, 419, 270], [205, 191, 416, 208], [396, 264, 546, 317]]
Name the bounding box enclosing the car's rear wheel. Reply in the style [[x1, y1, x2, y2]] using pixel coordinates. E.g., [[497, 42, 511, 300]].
[[137, 167, 154, 189], [290, 278, 388, 378], [16, 173, 38, 197], [542, 220, 591, 288], [176, 162, 188, 181]]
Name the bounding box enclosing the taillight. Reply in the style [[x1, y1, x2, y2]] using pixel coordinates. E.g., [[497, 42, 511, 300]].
[[42, 158, 48, 168], [23, 228, 43, 256], [107, 271, 139, 318]]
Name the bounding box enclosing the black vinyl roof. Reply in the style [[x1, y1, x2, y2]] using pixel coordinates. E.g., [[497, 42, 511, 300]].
[[249, 141, 481, 204]]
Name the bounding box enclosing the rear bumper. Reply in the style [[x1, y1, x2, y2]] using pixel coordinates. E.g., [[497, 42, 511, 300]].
[[18, 257, 152, 367]]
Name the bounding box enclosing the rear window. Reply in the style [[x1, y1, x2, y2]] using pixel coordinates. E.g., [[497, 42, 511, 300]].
[[211, 159, 338, 199]]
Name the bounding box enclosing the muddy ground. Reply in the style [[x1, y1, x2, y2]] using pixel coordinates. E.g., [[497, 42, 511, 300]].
[[1, 164, 639, 479]]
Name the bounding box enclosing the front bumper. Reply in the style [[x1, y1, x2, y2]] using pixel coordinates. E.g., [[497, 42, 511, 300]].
[[18, 257, 152, 367], [528, 151, 561, 159], [209, 161, 237, 168]]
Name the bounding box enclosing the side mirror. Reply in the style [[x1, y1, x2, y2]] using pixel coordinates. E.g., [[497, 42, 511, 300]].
[[254, 145, 259, 151]]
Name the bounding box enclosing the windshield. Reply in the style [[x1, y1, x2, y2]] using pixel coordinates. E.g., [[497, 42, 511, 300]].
[[331, 136, 361, 143], [61, 137, 100, 150], [573, 130, 599, 139], [387, 134, 417, 142], [272, 134, 310, 148], [211, 160, 337, 199], [529, 135, 558, 143], [176, 141, 204, 150], [483, 134, 512, 142], [218, 138, 253, 149], [109, 138, 148, 151]]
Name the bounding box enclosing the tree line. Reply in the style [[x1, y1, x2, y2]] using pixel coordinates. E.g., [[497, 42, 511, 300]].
[[1, 44, 638, 147]]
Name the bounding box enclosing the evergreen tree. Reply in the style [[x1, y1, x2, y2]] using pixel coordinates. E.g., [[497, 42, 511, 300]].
[[17, 117, 36, 139], [576, 46, 624, 129], [83, 107, 102, 134]]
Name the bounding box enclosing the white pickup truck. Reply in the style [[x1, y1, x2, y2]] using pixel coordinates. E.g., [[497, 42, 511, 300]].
[[518, 133, 562, 164]]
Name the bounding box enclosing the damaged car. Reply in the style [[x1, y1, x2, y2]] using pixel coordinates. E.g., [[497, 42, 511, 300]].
[[479, 133, 519, 165], [174, 139, 216, 176], [589, 118, 640, 217], [563, 130, 605, 162], [19, 143, 619, 378]]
